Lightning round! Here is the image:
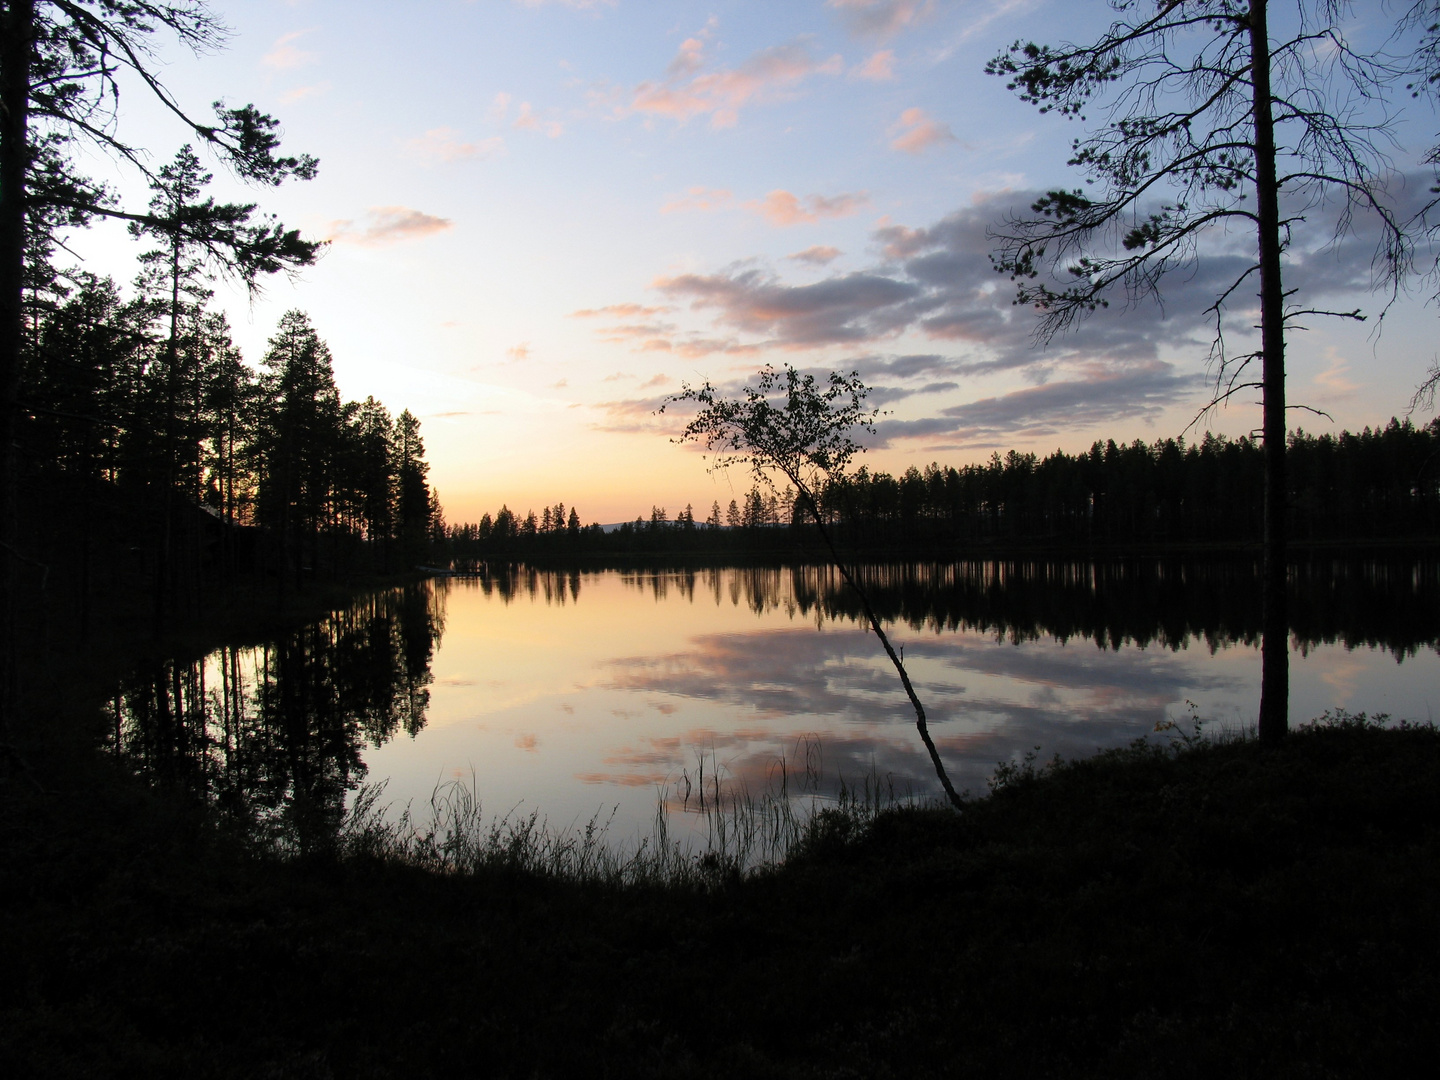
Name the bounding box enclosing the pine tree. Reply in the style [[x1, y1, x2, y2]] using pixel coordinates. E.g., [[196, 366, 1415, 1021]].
[[256, 311, 342, 588], [987, 0, 1432, 740], [393, 409, 431, 563]]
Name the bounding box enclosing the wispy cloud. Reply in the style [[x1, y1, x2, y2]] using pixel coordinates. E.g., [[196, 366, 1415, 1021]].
[[571, 303, 668, 319], [951, 0, 1037, 45], [324, 206, 453, 246], [1312, 348, 1360, 401], [280, 82, 330, 104], [854, 49, 896, 80], [746, 190, 869, 227], [513, 101, 565, 138], [408, 127, 506, 163], [882, 361, 1199, 447], [789, 245, 843, 266], [630, 34, 843, 129], [655, 267, 923, 347], [661, 186, 734, 214], [827, 0, 935, 39], [262, 29, 318, 70], [890, 107, 956, 154]]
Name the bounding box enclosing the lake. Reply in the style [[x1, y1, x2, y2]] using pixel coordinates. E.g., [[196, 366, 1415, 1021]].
[[111, 558, 1440, 847]]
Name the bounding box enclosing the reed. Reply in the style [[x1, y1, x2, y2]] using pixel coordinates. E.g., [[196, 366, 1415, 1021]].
[[337, 739, 919, 888]]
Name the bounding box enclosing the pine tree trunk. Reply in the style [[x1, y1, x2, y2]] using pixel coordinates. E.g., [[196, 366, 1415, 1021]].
[[0, 0, 35, 737], [1250, 0, 1290, 742]]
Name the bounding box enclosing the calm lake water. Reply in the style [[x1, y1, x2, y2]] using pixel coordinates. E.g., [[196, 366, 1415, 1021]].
[[112, 559, 1440, 845]]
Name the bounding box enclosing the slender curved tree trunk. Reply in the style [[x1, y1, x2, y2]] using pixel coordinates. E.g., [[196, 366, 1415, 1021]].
[[798, 487, 963, 809], [1251, 0, 1289, 742]]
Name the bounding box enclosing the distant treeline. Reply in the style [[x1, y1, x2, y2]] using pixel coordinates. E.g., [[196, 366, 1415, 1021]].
[[20, 272, 444, 638], [443, 420, 1440, 561]]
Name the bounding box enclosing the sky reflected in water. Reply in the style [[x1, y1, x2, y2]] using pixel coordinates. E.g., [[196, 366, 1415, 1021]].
[[357, 564, 1440, 841]]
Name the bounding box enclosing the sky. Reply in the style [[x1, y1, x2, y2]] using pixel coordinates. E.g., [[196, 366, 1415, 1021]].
[[62, 0, 1440, 525]]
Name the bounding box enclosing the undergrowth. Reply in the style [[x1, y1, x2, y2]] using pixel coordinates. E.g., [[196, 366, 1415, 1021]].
[[335, 743, 911, 888], [329, 709, 1417, 891]]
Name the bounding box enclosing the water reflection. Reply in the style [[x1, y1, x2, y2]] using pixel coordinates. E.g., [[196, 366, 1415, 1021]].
[[604, 558, 1440, 657], [112, 584, 443, 847], [114, 559, 1440, 845]]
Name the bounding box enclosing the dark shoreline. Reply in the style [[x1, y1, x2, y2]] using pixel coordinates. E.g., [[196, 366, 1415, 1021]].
[[4, 711, 1437, 1076]]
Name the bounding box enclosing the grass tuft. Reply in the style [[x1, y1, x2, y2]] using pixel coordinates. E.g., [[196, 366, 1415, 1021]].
[[335, 744, 917, 889]]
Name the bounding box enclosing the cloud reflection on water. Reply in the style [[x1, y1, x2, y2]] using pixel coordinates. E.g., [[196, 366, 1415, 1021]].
[[592, 611, 1249, 798]]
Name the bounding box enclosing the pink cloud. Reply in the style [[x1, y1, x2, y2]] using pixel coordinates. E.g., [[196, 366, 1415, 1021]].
[[789, 245, 843, 265], [513, 102, 565, 138], [661, 186, 734, 214], [323, 207, 453, 246], [631, 38, 842, 129], [828, 0, 935, 38], [747, 189, 869, 227], [408, 127, 505, 163], [262, 30, 318, 70], [571, 303, 668, 319], [873, 220, 928, 258], [668, 36, 707, 79], [889, 107, 956, 154], [280, 83, 330, 104], [855, 49, 896, 81]]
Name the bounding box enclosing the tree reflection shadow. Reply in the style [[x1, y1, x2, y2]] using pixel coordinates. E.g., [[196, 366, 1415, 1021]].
[[605, 558, 1440, 657], [112, 584, 444, 849]]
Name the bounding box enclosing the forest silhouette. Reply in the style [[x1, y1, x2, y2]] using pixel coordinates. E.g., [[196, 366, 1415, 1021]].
[[444, 418, 1440, 560]]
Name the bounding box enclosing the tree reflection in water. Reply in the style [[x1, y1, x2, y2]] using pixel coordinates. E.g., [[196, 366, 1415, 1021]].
[[598, 558, 1440, 659], [112, 584, 443, 849], [112, 560, 1439, 845]]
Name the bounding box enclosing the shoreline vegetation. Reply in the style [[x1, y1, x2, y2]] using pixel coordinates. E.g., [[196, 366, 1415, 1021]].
[[5, 668, 1438, 1074]]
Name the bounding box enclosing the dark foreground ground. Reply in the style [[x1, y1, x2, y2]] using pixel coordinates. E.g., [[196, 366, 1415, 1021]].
[[4, 697, 1438, 1078]]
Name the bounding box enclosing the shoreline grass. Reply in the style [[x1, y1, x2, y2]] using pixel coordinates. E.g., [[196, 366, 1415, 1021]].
[[5, 706, 1439, 1076], [336, 753, 915, 889]]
